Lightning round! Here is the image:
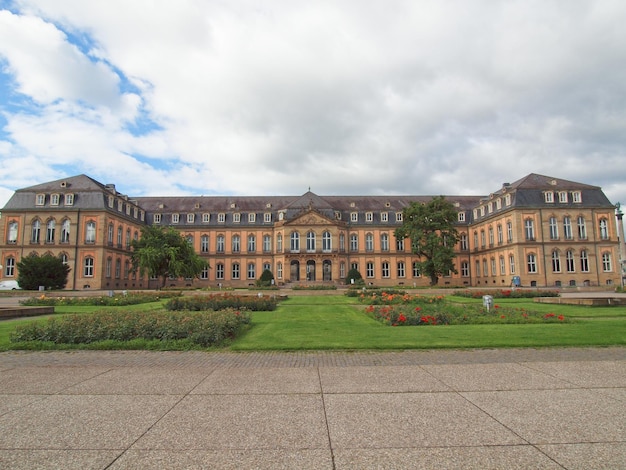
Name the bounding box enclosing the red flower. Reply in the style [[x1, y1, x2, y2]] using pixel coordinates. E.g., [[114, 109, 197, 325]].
[[558, 315, 565, 321], [500, 315, 506, 319], [398, 314, 407, 323], [415, 307, 422, 312]]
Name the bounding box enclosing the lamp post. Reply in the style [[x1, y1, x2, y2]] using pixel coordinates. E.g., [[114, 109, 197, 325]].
[[616, 203, 626, 289]]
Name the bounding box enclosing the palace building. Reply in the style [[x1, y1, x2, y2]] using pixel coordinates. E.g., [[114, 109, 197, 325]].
[[0, 173, 622, 290]]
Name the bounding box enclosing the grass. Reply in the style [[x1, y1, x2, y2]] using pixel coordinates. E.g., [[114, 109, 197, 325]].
[[0, 295, 624, 351]]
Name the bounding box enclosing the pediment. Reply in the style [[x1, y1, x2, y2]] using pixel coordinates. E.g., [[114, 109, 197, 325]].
[[285, 210, 336, 227]]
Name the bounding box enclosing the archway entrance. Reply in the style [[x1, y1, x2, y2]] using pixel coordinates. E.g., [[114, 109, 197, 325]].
[[306, 260, 316, 281], [290, 260, 300, 281], [323, 260, 332, 281]]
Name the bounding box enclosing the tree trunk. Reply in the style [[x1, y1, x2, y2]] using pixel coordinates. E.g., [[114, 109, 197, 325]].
[[429, 275, 439, 286]]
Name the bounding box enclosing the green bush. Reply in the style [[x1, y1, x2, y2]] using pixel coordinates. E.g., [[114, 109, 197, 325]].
[[10, 309, 250, 347], [345, 268, 364, 285], [256, 269, 275, 287], [165, 293, 278, 311]]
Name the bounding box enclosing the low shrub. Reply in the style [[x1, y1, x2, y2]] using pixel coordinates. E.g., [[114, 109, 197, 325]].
[[292, 284, 337, 291], [10, 308, 250, 347], [20, 291, 182, 307], [452, 289, 560, 299], [165, 293, 278, 311]]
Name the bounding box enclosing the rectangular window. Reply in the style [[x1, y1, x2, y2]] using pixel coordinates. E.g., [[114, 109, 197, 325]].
[[5, 257, 15, 276], [233, 213, 241, 223], [216, 263, 224, 280], [187, 213, 195, 223], [366, 262, 374, 278], [558, 191, 568, 203], [397, 261, 405, 278], [381, 262, 390, 278], [232, 263, 240, 279], [381, 212, 388, 222], [413, 262, 421, 277], [201, 236, 209, 253], [577, 216, 587, 239], [461, 262, 469, 277], [218, 213, 225, 223], [84, 257, 94, 277], [365, 212, 373, 222], [248, 213, 256, 223], [566, 251, 575, 272], [36, 194, 45, 205], [201, 266, 209, 280], [172, 213, 179, 224], [350, 212, 358, 222], [202, 213, 210, 223], [572, 191, 582, 203], [247, 263, 255, 279], [51, 194, 60, 206], [563, 217, 573, 239], [580, 250, 589, 272], [458, 212, 465, 222], [549, 217, 559, 239], [396, 213, 403, 222], [544, 191, 554, 203], [154, 214, 161, 224], [527, 254, 537, 273], [525, 219, 535, 241], [602, 253, 612, 272], [509, 255, 515, 274], [264, 213, 272, 223], [263, 235, 271, 252]]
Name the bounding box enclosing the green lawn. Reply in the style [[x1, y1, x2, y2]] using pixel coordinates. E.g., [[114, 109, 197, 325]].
[[1, 295, 625, 351], [231, 295, 626, 350]]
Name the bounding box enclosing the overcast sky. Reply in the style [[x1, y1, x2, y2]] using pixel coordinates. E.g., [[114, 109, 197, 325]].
[[1, 0, 625, 209]]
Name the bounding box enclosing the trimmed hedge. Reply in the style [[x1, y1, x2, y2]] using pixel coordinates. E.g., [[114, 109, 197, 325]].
[[165, 293, 278, 311], [20, 292, 181, 307]]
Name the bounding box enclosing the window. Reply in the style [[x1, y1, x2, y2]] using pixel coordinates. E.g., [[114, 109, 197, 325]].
[[277, 233, 283, 252], [107, 224, 114, 245], [552, 250, 561, 272], [46, 220, 55, 243], [413, 261, 421, 277], [563, 216, 573, 239], [524, 219, 535, 241], [216, 235, 225, 253], [216, 263, 224, 280], [558, 191, 568, 203], [61, 220, 71, 243], [124, 260, 130, 279], [381, 212, 388, 222], [487, 202, 493, 213], [577, 216, 587, 239], [277, 262, 283, 279], [350, 212, 358, 222], [365, 233, 374, 252], [396, 212, 403, 222], [475, 260, 481, 277], [105, 258, 112, 278], [473, 231, 479, 249], [115, 258, 121, 279], [397, 261, 405, 278], [599, 218, 609, 240], [488, 226, 494, 246], [51, 194, 60, 206], [549, 217, 559, 240], [247, 235, 256, 252], [602, 252, 612, 272], [172, 213, 179, 224], [572, 191, 582, 203], [480, 230, 486, 248], [381, 261, 390, 278], [201, 235, 209, 253], [187, 213, 195, 223], [459, 233, 468, 251], [218, 213, 225, 223], [202, 213, 210, 223], [264, 213, 272, 223], [350, 234, 358, 251], [339, 233, 346, 252], [509, 255, 515, 274], [396, 237, 405, 252], [506, 221, 513, 242], [365, 212, 373, 222], [483, 259, 488, 276], [544, 191, 554, 203], [497, 225, 503, 245], [232, 263, 240, 279], [247, 263, 255, 279], [381, 233, 389, 251], [233, 213, 241, 223], [201, 266, 209, 280], [84, 257, 94, 277], [126, 228, 131, 248], [117, 226, 123, 247], [290, 232, 300, 252], [322, 231, 332, 252], [60, 253, 68, 265], [306, 231, 316, 252], [117, 200, 123, 211], [527, 254, 537, 273], [499, 256, 506, 275], [458, 212, 465, 222], [31, 219, 41, 243], [566, 250, 575, 272], [5, 256, 15, 276], [8, 221, 18, 243], [461, 262, 469, 277], [36, 194, 45, 206], [491, 258, 496, 276], [153, 214, 161, 224], [366, 262, 374, 278], [504, 194, 511, 206], [263, 235, 272, 253], [580, 250, 589, 272], [496, 199, 502, 210], [232, 235, 240, 253]]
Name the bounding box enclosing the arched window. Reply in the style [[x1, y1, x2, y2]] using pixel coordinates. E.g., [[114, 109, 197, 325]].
[[84, 256, 94, 277], [8, 221, 18, 243], [248, 234, 256, 252], [201, 235, 209, 253], [107, 223, 114, 245], [85, 221, 96, 243], [31, 219, 41, 243], [365, 233, 374, 252], [552, 250, 561, 272], [232, 235, 240, 253], [322, 231, 332, 252], [599, 218, 609, 240], [380, 233, 389, 251], [46, 219, 56, 243], [306, 231, 316, 252], [276, 233, 283, 252], [61, 219, 71, 243]]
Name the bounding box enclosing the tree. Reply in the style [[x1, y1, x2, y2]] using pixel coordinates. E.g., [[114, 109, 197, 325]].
[[130, 226, 208, 288], [394, 196, 460, 286], [345, 267, 364, 285], [17, 253, 71, 290], [256, 269, 275, 287]]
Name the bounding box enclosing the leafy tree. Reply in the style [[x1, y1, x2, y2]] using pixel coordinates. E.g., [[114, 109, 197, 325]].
[[345, 267, 364, 285], [17, 253, 71, 290], [256, 269, 275, 287], [130, 226, 208, 289], [394, 196, 460, 286]]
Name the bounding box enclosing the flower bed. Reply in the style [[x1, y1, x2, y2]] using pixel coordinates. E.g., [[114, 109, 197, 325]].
[[165, 293, 278, 311], [10, 308, 250, 347], [453, 289, 560, 299], [20, 291, 181, 307]]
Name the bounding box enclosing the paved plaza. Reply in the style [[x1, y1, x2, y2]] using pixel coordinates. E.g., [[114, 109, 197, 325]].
[[0, 347, 624, 469]]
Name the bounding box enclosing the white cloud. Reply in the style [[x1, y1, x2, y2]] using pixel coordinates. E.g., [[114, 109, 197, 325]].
[[0, 0, 625, 209]]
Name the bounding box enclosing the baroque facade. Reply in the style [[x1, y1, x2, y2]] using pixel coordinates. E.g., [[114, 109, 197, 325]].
[[0, 173, 622, 290]]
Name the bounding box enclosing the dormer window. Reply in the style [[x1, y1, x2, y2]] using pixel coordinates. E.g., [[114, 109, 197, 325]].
[[108, 196, 115, 208], [36, 194, 45, 206], [218, 213, 225, 223], [350, 212, 358, 222], [233, 213, 241, 223], [172, 213, 179, 224], [51, 194, 60, 206], [504, 194, 511, 206], [572, 191, 582, 203], [395, 212, 403, 222], [458, 212, 466, 222], [65, 193, 74, 206], [117, 200, 123, 211], [544, 191, 554, 203], [187, 213, 195, 223], [264, 213, 272, 223], [202, 213, 210, 223], [558, 191, 568, 203], [248, 213, 256, 223], [381, 212, 388, 222], [154, 214, 161, 223], [365, 212, 373, 222]]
